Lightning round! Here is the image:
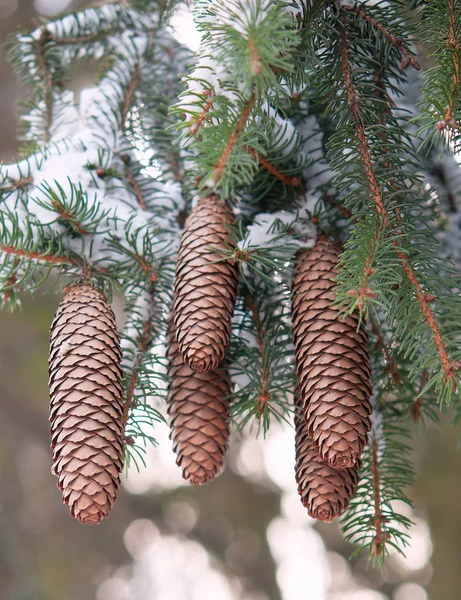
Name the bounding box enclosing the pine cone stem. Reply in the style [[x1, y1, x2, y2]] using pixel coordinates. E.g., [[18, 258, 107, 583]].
[[173, 194, 239, 373], [291, 236, 372, 469], [295, 410, 360, 522], [167, 323, 231, 485], [49, 284, 125, 525]]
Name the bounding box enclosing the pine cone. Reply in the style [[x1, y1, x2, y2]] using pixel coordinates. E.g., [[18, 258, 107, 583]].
[[167, 323, 230, 485], [173, 194, 239, 373], [295, 411, 360, 521], [49, 284, 125, 525], [291, 236, 372, 469]]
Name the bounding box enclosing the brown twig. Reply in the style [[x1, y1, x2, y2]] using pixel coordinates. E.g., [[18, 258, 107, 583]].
[[0, 245, 77, 266], [444, 0, 461, 123], [411, 370, 429, 422], [338, 17, 388, 221], [247, 295, 270, 417], [51, 200, 88, 235], [370, 316, 401, 385], [124, 317, 153, 422], [190, 91, 213, 136], [244, 147, 301, 187], [342, 4, 420, 71], [371, 436, 388, 558], [213, 94, 256, 184], [124, 162, 147, 210], [36, 28, 54, 142], [2, 177, 34, 192], [121, 65, 141, 130]]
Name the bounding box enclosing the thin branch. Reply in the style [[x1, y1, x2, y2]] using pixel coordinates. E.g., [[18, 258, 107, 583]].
[[338, 16, 388, 221], [122, 158, 147, 210], [371, 436, 388, 558], [445, 0, 461, 123], [190, 91, 213, 136], [0, 244, 77, 266], [213, 94, 256, 184], [370, 316, 401, 385], [244, 146, 301, 187], [50, 200, 88, 235], [342, 4, 420, 70], [36, 28, 54, 142], [2, 177, 34, 192], [121, 65, 141, 130], [247, 295, 270, 417], [124, 317, 153, 423]]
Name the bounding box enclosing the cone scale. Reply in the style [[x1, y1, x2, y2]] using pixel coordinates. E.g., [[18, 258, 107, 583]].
[[49, 284, 125, 525], [167, 324, 231, 485], [173, 194, 239, 373], [291, 236, 372, 469], [295, 411, 360, 521]]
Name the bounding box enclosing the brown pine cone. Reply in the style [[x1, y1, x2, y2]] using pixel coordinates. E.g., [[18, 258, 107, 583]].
[[291, 236, 372, 469], [167, 323, 230, 485], [49, 284, 125, 525], [173, 194, 239, 373], [295, 411, 360, 521]]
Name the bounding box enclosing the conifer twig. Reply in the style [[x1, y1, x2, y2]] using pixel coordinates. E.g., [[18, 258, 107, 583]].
[[213, 94, 256, 184], [339, 14, 456, 385], [445, 0, 461, 123], [244, 147, 301, 187], [370, 436, 388, 558], [124, 316, 154, 423], [247, 295, 270, 416], [0, 245, 77, 266], [342, 4, 420, 71]]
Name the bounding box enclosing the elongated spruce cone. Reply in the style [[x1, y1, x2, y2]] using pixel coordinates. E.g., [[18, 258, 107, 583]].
[[295, 411, 360, 521], [291, 236, 372, 469], [173, 195, 239, 373], [167, 325, 230, 485], [49, 284, 125, 525]]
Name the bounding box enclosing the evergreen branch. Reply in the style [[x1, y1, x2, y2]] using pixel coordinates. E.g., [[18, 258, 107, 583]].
[[122, 157, 147, 209], [124, 314, 154, 424], [338, 16, 388, 221], [370, 315, 401, 385], [244, 146, 302, 187], [445, 0, 461, 122], [246, 293, 271, 416], [0, 244, 77, 266], [122, 64, 141, 131], [213, 94, 256, 185], [370, 435, 386, 558], [341, 4, 420, 71], [35, 28, 55, 142], [189, 91, 213, 136]]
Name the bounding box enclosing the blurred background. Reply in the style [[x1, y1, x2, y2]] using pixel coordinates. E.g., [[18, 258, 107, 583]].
[[0, 1, 459, 599]]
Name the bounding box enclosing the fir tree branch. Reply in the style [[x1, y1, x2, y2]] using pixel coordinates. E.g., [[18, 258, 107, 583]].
[[122, 157, 147, 210], [338, 16, 388, 222], [370, 435, 387, 558], [244, 146, 302, 188], [122, 64, 141, 130], [213, 94, 256, 184], [445, 0, 461, 123], [36, 27, 54, 143], [370, 316, 401, 386], [189, 91, 213, 136], [0, 244, 77, 266], [341, 4, 420, 71], [246, 294, 270, 417], [124, 315, 154, 424]]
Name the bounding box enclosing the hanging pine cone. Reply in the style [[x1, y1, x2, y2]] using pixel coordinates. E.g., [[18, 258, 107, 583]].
[[49, 284, 125, 525], [295, 410, 360, 521], [291, 235, 372, 469], [173, 194, 239, 373], [167, 323, 231, 485]]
